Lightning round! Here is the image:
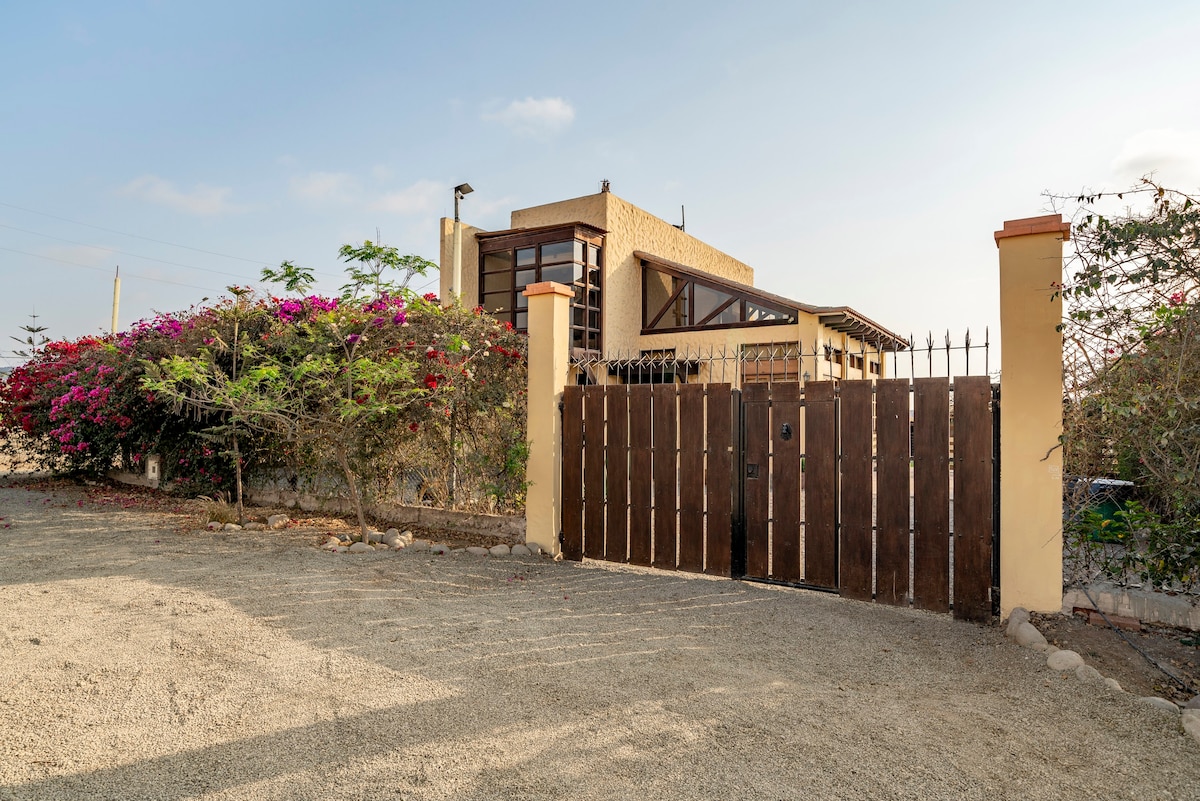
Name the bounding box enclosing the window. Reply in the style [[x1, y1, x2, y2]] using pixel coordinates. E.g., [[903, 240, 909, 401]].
[[869, 361, 881, 376], [477, 224, 603, 351], [848, 353, 864, 371], [641, 261, 796, 333]]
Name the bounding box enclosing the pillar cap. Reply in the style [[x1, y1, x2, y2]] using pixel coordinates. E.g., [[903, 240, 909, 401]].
[[994, 214, 1071, 246], [522, 281, 574, 298]]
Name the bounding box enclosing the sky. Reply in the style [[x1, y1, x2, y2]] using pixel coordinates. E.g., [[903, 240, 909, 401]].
[[3, 0, 1200, 368]]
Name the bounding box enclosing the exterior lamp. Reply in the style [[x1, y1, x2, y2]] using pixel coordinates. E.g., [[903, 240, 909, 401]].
[[449, 182, 474, 304]]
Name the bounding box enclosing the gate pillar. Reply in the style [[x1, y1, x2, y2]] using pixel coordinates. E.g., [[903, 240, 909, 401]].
[[995, 215, 1070, 618], [524, 281, 574, 556]]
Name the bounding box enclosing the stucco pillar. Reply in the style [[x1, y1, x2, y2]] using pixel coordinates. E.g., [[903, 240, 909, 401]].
[[995, 214, 1070, 618], [523, 281, 573, 556]]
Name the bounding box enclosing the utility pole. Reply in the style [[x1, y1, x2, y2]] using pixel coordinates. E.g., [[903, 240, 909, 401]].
[[111, 265, 121, 334]]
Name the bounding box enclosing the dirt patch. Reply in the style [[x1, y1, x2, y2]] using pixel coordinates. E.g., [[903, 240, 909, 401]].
[[1032, 611, 1200, 703]]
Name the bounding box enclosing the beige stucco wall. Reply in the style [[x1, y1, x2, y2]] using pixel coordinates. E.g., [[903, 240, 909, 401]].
[[438, 217, 483, 306]]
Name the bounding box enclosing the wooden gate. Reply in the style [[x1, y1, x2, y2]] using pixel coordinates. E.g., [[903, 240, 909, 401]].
[[561, 377, 998, 621]]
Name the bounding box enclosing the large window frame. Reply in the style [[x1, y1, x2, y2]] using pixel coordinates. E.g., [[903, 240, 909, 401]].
[[477, 223, 605, 352]]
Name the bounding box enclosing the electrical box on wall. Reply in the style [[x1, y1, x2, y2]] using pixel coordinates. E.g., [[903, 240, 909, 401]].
[[145, 454, 161, 482]]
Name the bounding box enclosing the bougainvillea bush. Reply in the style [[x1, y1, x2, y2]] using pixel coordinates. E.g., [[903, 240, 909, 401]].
[[2, 267, 528, 526]]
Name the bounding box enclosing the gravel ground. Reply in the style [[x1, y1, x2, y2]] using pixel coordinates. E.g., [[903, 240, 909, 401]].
[[1, 484, 1198, 801]]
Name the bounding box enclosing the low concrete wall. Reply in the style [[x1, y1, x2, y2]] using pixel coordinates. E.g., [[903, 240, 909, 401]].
[[1063, 582, 1200, 631], [244, 487, 525, 542]]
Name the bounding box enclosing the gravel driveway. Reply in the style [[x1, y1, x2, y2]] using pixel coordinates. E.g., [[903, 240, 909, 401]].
[[1, 484, 1197, 800]]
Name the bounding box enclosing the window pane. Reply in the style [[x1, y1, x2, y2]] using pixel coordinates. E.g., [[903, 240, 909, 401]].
[[586, 330, 600, 350], [588, 289, 600, 309], [482, 252, 512, 273], [481, 292, 511, 313], [572, 307, 585, 327], [693, 284, 737, 324], [515, 268, 536, 290], [745, 301, 792, 323], [515, 293, 528, 309], [652, 280, 689, 330], [588, 310, 600, 329], [491, 310, 512, 324], [540, 241, 574, 264], [482, 271, 513, 293], [516, 248, 536, 267], [588, 267, 601, 287], [642, 267, 673, 327], [572, 328, 585, 348], [574, 285, 586, 305], [588, 245, 600, 266], [515, 311, 528, 330], [541, 262, 582, 285]]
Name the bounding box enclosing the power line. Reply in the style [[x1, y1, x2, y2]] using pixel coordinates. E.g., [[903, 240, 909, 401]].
[[0, 200, 273, 265], [0, 246, 214, 292]]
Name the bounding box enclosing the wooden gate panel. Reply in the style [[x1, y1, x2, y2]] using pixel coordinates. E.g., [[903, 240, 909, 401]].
[[839, 381, 874, 601], [562, 385, 585, 561], [628, 386, 653, 567], [742, 382, 771, 578], [583, 386, 607, 560], [605, 386, 629, 562], [804, 382, 838, 588], [874, 380, 911, 606], [913, 377, 951, 612], [771, 382, 802, 582], [952, 377, 994, 622], [652, 384, 678, 570], [678, 384, 706, 573], [705, 385, 733, 576]]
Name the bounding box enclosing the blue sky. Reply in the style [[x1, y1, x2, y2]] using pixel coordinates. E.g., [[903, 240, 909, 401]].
[[4, 1, 1200, 366]]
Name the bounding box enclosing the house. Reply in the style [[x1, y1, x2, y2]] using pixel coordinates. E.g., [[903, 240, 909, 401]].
[[439, 186, 906, 384]]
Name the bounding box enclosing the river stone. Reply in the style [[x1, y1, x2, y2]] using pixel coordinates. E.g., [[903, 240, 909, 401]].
[[365, 530, 385, 543], [1184, 695, 1200, 710], [373, 543, 390, 551], [382, 529, 399, 547], [1104, 677, 1124, 693], [1137, 696, 1180, 713], [399, 529, 414, 544], [1075, 664, 1104, 684], [489, 544, 510, 557], [1183, 710, 1200, 744], [244, 522, 266, 531], [511, 544, 532, 556], [1008, 621, 1048, 649], [1047, 650, 1084, 671], [409, 539, 430, 552], [223, 523, 243, 532], [348, 542, 374, 553], [335, 546, 348, 553], [206, 521, 222, 531], [321, 538, 340, 551], [430, 543, 450, 555], [466, 546, 489, 556], [267, 514, 289, 530], [1031, 642, 1059, 654], [1006, 608, 1031, 633]]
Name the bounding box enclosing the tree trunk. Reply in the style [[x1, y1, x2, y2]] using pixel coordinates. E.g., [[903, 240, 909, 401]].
[[232, 434, 244, 525], [334, 441, 369, 540]]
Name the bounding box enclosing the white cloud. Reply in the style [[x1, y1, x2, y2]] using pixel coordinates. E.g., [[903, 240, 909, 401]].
[[370, 179, 444, 215], [1111, 129, 1200, 189], [119, 175, 238, 215], [482, 97, 575, 138], [290, 171, 358, 203]]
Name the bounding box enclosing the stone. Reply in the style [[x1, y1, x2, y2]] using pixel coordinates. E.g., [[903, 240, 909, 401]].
[[399, 529, 414, 545], [1008, 621, 1048, 649], [244, 522, 266, 531], [335, 546, 348, 553], [373, 543, 390, 551], [223, 523, 243, 532], [466, 546, 489, 556], [1047, 649, 1084, 671], [365, 530, 384, 544], [430, 543, 450, 555], [382, 529, 399, 547], [1183, 694, 1200, 710], [1183, 710, 1200, 744], [348, 542, 374, 554], [489, 544, 510, 557], [1030, 642, 1058, 654], [206, 521, 222, 531], [1104, 677, 1124, 693], [1137, 696, 1180, 713], [321, 537, 341, 551], [391, 540, 406, 551], [1075, 664, 1104, 684], [1006, 607, 1030, 633], [526, 544, 542, 555], [510, 544, 532, 556], [267, 514, 290, 530], [409, 539, 431, 552]]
